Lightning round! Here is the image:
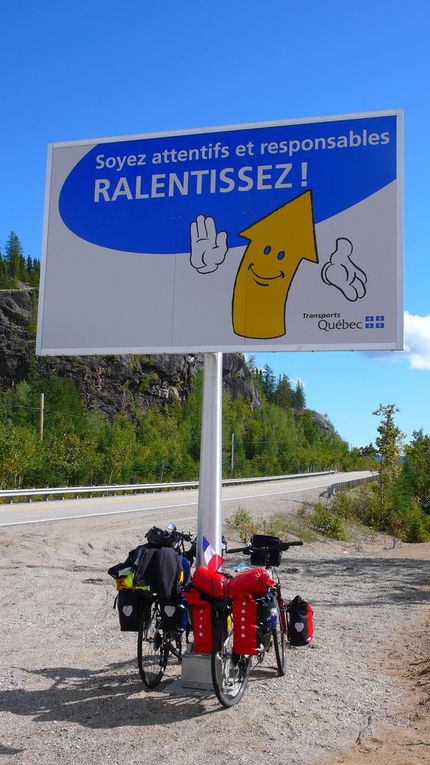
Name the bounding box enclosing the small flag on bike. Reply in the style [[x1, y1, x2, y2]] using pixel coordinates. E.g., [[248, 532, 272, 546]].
[[202, 536, 224, 573]]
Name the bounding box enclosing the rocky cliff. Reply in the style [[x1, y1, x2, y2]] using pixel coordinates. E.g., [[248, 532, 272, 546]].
[[0, 289, 260, 418]]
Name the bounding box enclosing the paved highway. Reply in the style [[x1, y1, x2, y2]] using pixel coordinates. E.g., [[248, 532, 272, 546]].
[[0, 471, 374, 528]]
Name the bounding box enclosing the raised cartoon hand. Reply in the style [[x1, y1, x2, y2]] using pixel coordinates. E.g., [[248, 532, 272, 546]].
[[321, 238, 367, 301], [190, 215, 228, 274]]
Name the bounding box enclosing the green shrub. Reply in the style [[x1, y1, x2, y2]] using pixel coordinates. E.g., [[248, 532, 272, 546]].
[[227, 506, 257, 543], [309, 503, 350, 541], [403, 503, 430, 543], [330, 484, 381, 528]]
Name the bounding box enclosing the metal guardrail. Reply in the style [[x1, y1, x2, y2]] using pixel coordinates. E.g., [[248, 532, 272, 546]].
[[326, 474, 378, 497], [0, 470, 336, 501]]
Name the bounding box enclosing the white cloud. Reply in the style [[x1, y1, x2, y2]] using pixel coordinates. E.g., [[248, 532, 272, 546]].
[[291, 376, 306, 388], [403, 311, 430, 370]]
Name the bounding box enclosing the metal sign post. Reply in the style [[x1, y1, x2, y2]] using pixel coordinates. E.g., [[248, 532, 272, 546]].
[[196, 352, 223, 564], [180, 351, 223, 690]]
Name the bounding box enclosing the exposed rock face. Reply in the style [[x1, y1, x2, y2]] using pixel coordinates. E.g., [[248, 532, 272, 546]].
[[0, 290, 35, 384], [309, 411, 333, 434], [0, 289, 260, 418]]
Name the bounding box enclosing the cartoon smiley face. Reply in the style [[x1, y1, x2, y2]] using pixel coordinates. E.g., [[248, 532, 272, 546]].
[[247, 244, 287, 286], [232, 191, 318, 339]]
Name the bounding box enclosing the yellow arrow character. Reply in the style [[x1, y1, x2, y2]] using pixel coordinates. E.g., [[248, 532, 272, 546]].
[[232, 190, 318, 339]]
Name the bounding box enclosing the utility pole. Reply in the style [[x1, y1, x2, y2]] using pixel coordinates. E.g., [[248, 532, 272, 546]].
[[231, 432, 235, 474], [39, 393, 45, 441]]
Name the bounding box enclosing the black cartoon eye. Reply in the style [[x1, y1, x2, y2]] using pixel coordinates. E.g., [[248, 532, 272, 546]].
[[277, 250, 285, 260], [263, 245, 271, 255]]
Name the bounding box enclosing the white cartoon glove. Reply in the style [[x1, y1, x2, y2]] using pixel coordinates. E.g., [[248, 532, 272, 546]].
[[190, 215, 228, 274], [321, 238, 367, 301]]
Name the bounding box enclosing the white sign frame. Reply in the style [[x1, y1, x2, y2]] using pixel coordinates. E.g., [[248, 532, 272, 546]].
[[37, 110, 403, 355]]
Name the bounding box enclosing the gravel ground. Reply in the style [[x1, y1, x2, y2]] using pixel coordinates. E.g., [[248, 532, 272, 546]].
[[0, 498, 429, 765]]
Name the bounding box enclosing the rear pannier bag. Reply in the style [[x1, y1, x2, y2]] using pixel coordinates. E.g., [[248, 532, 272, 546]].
[[232, 594, 258, 655], [160, 601, 186, 633], [249, 534, 283, 567], [231, 592, 275, 655], [117, 588, 145, 632], [287, 595, 313, 646], [256, 593, 276, 650], [184, 588, 213, 654]]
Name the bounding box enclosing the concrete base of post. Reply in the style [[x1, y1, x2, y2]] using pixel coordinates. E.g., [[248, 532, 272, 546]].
[[180, 651, 213, 690]]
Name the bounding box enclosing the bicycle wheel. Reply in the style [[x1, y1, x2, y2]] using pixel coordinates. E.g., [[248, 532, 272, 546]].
[[272, 599, 287, 676], [211, 611, 251, 707], [137, 600, 169, 688]]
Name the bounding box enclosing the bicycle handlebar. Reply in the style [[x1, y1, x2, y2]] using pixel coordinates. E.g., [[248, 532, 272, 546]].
[[226, 539, 303, 555], [173, 531, 193, 543]]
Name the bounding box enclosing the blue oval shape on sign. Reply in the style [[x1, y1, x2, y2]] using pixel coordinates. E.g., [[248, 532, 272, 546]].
[[59, 116, 397, 254]]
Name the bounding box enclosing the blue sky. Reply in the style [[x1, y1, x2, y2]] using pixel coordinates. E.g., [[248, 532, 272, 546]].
[[1, 0, 429, 448]]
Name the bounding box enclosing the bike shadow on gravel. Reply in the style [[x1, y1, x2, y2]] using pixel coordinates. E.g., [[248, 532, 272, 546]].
[[0, 659, 219, 729]]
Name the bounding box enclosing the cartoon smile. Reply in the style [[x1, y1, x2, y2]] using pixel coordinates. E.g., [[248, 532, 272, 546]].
[[248, 263, 285, 286]]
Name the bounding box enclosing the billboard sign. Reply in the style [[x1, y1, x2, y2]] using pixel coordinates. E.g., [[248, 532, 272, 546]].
[[37, 110, 403, 354]]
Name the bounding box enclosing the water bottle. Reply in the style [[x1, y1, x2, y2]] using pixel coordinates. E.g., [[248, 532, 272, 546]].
[[268, 606, 277, 631]]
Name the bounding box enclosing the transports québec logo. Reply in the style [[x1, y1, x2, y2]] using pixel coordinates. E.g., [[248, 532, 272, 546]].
[[302, 313, 385, 332]]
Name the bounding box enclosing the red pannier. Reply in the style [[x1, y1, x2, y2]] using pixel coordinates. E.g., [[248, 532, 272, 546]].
[[185, 566, 228, 655], [232, 594, 258, 655], [227, 567, 274, 600], [184, 587, 213, 654], [229, 569, 275, 655]]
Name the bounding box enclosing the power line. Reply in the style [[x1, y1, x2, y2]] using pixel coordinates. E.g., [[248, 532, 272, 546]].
[[0, 399, 84, 420]]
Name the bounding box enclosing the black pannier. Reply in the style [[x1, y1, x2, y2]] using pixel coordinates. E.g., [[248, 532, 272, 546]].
[[117, 589, 146, 632], [287, 595, 314, 646], [250, 534, 283, 567], [255, 593, 276, 649], [159, 601, 186, 634]]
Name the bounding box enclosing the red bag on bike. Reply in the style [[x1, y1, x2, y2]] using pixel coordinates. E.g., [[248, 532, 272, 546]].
[[184, 587, 213, 653], [191, 565, 228, 600], [227, 568, 274, 600], [232, 594, 259, 655]]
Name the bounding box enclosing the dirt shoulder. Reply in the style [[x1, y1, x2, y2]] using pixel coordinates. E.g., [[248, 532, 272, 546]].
[[322, 613, 430, 765], [0, 505, 429, 765]]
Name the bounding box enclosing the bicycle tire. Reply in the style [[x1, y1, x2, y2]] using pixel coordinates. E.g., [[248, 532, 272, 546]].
[[137, 600, 169, 688], [211, 610, 251, 707], [272, 599, 287, 676]]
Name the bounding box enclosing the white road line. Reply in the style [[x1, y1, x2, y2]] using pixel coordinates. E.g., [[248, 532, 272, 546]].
[[0, 483, 329, 527]]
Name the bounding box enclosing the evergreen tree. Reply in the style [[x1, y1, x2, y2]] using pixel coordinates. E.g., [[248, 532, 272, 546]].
[[5, 232, 23, 279], [262, 364, 276, 401], [292, 380, 306, 409], [32, 259, 40, 286], [274, 374, 293, 409], [19, 254, 27, 280], [0, 256, 8, 287]]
